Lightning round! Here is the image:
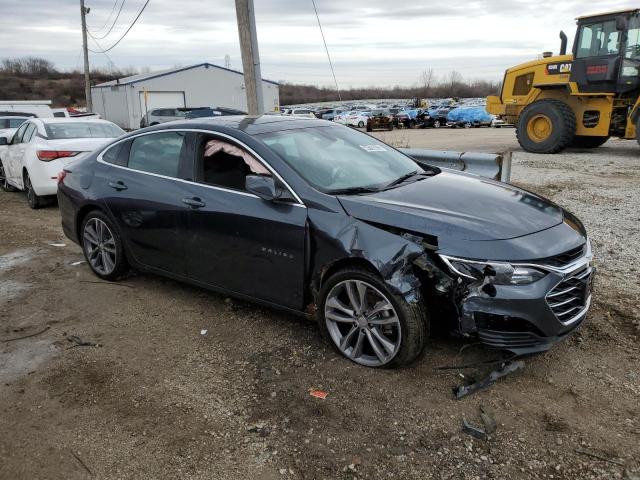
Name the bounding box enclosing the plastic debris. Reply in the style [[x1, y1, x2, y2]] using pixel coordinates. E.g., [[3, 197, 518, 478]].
[[480, 406, 498, 434], [309, 389, 328, 399], [462, 406, 498, 440], [48, 243, 66, 247], [454, 360, 525, 399], [462, 417, 488, 440], [200, 329, 208, 335], [70, 260, 86, 266], [66, 335, 97, 348]]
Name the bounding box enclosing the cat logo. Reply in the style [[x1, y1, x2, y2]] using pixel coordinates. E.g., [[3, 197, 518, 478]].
[[546, 62, 572, 75]]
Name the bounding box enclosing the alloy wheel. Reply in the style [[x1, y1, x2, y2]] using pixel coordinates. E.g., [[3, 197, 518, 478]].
[[24, 173, 36, 207], [324, 279, 401, 367], [83, 218, 117, 275], [0, 162, 9, 190]]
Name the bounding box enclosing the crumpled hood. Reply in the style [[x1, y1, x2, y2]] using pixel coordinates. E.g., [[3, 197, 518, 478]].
[[337, 170, 563, 242]]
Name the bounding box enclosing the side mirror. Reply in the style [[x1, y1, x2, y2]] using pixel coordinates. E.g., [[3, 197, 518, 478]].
[[0, 137, 8, 146], [246, 174, 295, 202], [616, 16, 629, 31]]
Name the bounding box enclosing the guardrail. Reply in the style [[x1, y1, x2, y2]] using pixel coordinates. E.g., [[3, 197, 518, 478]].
[[399, 148, 512, 183]]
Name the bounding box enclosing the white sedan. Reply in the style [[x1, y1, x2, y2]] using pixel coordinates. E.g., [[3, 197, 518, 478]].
[[0, 118, 124, 208], [346, 111, 371, 128]]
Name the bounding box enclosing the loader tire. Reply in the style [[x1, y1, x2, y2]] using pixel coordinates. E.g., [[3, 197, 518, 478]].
[[571, 136, 609, 148], [517, 99, 576, 154]]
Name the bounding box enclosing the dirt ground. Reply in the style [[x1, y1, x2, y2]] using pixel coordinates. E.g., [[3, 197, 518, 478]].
[[1, 127, 639, 480]]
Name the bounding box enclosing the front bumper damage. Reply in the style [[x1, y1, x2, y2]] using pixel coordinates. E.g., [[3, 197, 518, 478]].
[[421, 250, 594, 356]]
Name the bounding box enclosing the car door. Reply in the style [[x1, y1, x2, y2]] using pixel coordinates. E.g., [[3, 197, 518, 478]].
[[5, 122, 32, 186], [182, 133, 308, 310], [99, 130, 196, 276]]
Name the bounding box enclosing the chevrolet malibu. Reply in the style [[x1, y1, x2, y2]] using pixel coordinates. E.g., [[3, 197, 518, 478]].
[[57, 116, 593, 368]]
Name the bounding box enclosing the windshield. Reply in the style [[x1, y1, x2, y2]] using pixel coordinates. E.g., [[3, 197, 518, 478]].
[[258, 125, 422, 193], [44, 122, 124, 139]]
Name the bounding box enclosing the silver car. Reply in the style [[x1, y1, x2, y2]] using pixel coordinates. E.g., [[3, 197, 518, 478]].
[[140, 108, 186, 128]]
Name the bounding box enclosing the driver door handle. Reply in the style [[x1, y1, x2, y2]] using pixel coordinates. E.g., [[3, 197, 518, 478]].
[[182, 197, 206, 209], [108, 180, 127, 191]]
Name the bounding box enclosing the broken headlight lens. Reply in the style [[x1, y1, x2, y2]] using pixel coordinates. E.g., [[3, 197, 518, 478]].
[[440, 256, 546, 285]]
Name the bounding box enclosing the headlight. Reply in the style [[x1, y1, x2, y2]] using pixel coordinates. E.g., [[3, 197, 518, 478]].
[[440, 256, 546, 285]]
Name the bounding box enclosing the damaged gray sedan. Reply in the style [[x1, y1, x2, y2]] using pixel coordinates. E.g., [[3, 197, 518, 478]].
[[58, 116, 593, 368]]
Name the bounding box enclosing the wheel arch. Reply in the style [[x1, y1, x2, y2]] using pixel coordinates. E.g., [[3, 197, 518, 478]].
[[318, 257, 380, 290], [75, 203, 107, 246]]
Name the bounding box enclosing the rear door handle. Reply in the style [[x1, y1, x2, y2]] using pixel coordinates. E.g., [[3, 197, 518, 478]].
[[108, 180, 127, 191], [182, 197, 206, 209]]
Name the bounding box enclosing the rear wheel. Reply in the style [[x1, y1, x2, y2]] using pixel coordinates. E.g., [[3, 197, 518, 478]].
[[0, 160, 16, 192], [517, 99, 576, 153], [433, 120, 441, 128], [317, 267, 428, 368], [24, 171, 45, 209], [81, 210, 129, 281]]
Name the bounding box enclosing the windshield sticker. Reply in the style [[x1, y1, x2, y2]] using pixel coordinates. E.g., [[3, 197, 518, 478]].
[[360, 144, 387, 152]]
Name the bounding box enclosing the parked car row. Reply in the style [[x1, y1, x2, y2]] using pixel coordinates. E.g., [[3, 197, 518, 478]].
[[280, 102, 511, 131]]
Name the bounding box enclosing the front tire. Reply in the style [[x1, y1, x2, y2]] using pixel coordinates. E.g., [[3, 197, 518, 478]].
[[571, 135, 609, 148], [317, 267, 428, 368], [517, 99, 576, 154], [81, 210, 129, 281], [24, 171, 45, 209], [0, 160, 16, 192], [358, 121, 364, 128]]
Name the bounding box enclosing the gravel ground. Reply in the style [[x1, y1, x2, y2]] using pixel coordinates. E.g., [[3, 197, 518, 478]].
[[1, 128, 639, 479]]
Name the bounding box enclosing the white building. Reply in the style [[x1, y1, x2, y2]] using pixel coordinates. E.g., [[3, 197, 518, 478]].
[[91, 62, 280, 130]]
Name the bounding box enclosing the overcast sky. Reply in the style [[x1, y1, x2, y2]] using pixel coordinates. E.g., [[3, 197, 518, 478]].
[[0, 0, 636, 87]]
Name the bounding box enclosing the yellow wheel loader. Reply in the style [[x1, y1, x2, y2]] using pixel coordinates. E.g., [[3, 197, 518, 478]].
[[487, 9, 640, 153]]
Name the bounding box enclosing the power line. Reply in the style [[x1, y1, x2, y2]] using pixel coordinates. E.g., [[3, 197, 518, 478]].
[[311, 0, 341, 101], [90, 0, 128, 40], [87, 29, 117, 68], [89, 0, 150, 53], [88, 0, 120, 32]]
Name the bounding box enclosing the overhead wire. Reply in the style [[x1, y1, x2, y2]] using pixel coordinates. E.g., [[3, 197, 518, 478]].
[[87, 29, 117, 69], [311, 0, 341, 101], [88, 0, 120, 33], [90, 0, 128, 40], [88, 0, 151, 53]]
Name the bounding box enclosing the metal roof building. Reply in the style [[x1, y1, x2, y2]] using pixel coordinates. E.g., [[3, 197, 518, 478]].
[[91, 62, 280, 130]]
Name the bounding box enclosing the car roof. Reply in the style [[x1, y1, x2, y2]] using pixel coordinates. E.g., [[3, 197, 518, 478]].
[[35, 118, 117, 125], [141, 115, 332, 135]]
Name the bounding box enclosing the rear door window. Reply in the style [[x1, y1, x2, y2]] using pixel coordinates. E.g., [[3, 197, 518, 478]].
[[22, 123, 37, 143], [10, 123, 29, 145], [127, 131, 187, 178]]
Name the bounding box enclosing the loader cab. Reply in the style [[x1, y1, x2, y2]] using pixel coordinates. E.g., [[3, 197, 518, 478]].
[[570, 9, 640, 93]]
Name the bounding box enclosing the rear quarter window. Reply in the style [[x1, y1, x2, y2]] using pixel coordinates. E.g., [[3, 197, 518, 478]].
[[101, 142, 127, 166]]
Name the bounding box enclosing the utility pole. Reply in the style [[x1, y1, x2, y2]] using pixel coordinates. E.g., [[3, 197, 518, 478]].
[[80, 0, 93, 111], [235, 0, 264, 115]]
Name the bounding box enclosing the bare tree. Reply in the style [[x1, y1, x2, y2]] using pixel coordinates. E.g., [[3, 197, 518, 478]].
[[420, 68, 435, 92]]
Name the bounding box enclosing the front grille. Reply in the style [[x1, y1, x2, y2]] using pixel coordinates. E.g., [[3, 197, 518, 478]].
[[546, 266, 592, 323], [537, 244, 585, 268]]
